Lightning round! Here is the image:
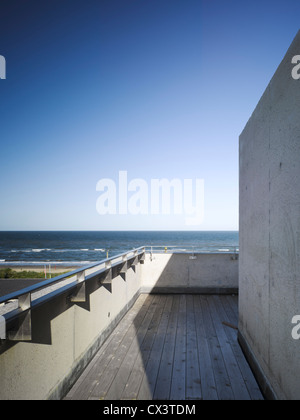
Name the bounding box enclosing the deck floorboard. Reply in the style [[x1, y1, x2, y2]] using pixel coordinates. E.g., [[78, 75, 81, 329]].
[[64, 294, 263, 400]]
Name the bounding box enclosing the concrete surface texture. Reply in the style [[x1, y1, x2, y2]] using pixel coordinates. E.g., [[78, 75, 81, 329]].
[[239, 30, 300, 400], [141, 253, 238, 293]]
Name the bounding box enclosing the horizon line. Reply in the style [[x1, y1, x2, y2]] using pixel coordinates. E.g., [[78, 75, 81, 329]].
[[0, 229, 239, 232]]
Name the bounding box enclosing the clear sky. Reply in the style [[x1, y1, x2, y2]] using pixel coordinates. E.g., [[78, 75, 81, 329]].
[[0, 0, 299, 231]]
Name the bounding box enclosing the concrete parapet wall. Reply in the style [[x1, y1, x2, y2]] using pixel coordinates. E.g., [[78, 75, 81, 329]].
[[0, 265, 142, 400], [141, 253, 238, 293]]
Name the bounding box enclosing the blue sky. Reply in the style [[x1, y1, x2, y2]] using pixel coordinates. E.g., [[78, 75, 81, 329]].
[[0, 0, 299, 231]]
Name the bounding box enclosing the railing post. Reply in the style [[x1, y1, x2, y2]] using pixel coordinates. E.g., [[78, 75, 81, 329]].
[[103, 260, 112, 284], [70, 271, 86, 303], [132, 250, 139, 266], [120, 254, 128, 274], [8, 292, 32, 341], [0, 315, 6, 340], [139, 248, 145, 264]]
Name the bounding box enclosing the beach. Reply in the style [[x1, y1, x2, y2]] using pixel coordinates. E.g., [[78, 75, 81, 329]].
[[6, 265, 79, 274]]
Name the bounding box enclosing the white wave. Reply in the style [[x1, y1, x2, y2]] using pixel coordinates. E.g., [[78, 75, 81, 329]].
[[9, 248, 99, 254], [0, 261, 92, 266], [53, 249, 88, 253], [53, 250, 69, 252], [217, 248, 230, 252]]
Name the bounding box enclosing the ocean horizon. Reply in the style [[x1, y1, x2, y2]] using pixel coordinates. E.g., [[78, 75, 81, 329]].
[[0, 230, 239, 266]]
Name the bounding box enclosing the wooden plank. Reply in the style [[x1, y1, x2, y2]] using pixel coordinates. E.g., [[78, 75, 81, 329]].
[[215, 296, 264, 400], [225, 294, 239, 322], [193, 295, 218, 400], [104, 295, 157, 399], [170, 294, 187, 400], [153, 295, 179, 399], [121, 295, 166, 400], [74, 294, 148, 399], [185, 295, 202, 400], [199, 295, 234, 400], [217, 295, 239, 331], [90, 295, 154, 399], [207, 296, 251, 400], [104, 295, 155, 399], [137, 295, 172, 400]]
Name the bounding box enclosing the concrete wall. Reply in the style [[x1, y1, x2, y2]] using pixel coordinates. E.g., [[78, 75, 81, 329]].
[[142, 253, 238, 293], [239, 30, 300, 400], [0, 253, 237, 400], [0, 265, 142, 400]]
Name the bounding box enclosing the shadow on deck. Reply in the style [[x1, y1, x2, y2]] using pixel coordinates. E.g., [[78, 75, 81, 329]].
[[64, 294, 263, 400]]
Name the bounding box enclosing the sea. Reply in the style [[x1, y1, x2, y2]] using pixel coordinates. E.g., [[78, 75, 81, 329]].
[[0, 231, 239, 267]]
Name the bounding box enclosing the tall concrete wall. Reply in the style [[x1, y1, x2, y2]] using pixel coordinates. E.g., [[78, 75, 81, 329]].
[[239, 30, 300, 400]]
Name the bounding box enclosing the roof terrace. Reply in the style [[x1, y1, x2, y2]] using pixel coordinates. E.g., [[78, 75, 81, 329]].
[[0, 247, 263, 400]]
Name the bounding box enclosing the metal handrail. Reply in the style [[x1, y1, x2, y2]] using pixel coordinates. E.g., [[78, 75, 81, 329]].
[[0, 246, 145, 306], [144, 245, 239, 253], [0, 244, 238, 306]]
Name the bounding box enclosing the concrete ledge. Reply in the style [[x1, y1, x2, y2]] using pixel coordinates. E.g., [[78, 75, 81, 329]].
[[141, 286, 238, 295], [238, 330, 277, 400]]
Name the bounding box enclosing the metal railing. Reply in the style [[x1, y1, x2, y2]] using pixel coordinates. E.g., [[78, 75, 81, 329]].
[[0, 244, 238, 304], [0, 247, 146, 341], [144, 245, 239, 254]]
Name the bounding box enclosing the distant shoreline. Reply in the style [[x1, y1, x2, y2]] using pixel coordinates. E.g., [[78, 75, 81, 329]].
[[3, 265, 78, 274], [0, 262, 86, 271], [0, 264, 82, 279]]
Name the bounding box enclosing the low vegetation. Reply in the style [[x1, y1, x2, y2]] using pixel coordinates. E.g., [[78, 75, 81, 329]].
[[0, 268, 68, 279]]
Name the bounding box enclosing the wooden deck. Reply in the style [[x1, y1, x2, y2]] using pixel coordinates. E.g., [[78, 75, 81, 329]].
[[64, 294, 263, 400]]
